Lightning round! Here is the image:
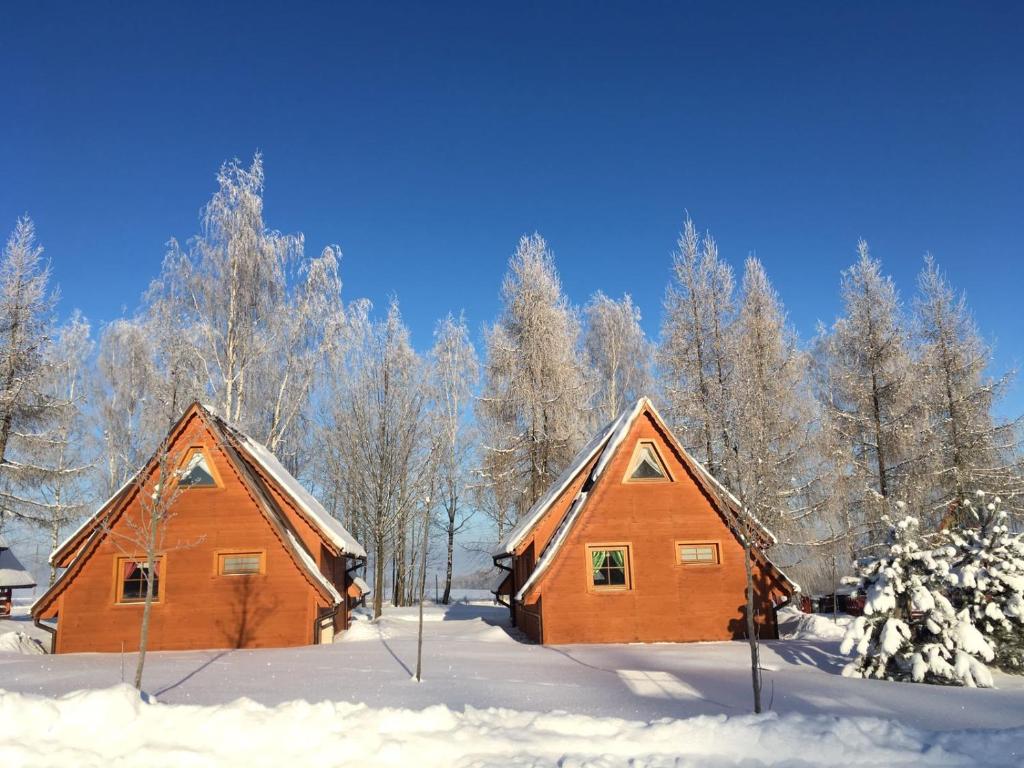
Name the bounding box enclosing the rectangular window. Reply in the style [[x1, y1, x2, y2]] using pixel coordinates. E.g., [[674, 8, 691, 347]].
[[118, 558, 161, 603], [219, 552, 263, 575], [677, 543, 720, 565], [588, 545, 632, 591]]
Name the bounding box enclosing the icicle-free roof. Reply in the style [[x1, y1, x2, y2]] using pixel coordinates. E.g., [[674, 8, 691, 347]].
[[225, 428, 366, 559], [495, 403, 637, 557], [498, 397, 796, 601], [0, 538, 36, 589], [38, 402, 365, 617], [352, 576, 371, 597]]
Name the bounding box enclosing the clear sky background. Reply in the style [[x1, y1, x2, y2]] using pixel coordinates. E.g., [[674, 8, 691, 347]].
[[2, 2, 1022, 416]]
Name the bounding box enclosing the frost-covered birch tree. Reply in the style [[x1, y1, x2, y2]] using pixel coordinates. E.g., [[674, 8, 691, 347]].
[[0, 217, 57, 525], [477, 234, 593, 530], [146, 154, 339, 462], [584, 292, 652, 421], [322, 300, 433, 617], [92, 320, 165, 496], [913, 256, 1022, 521], [429, 313, 478, 604], [13, 315, 94, 583]]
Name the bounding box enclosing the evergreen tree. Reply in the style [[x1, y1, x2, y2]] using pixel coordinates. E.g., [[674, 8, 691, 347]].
[[841, 511, 995, 687], [945, 492, 1024, 672]]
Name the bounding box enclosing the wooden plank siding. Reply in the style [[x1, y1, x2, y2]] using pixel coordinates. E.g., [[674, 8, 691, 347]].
[[513, 408, 790, 645], [37, 409, 347, 653]]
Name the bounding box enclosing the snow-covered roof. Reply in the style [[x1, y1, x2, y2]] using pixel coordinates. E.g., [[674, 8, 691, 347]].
[[505, 397, 795, 602], [38, 402, 363, 616], [495, 404, 636, 557], [49, 470, 141, 565], [283, 528, 342, 605], [0, 543, 36, 589], [228, 429, 366, 558], [352, 576, 371, 596]]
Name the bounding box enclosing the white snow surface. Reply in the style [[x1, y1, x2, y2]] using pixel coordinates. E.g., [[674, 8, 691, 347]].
[[232, 430, 366, 558], [778, 607, 851, 642], [0, 631, 45, 655], [3, 602, 1024, 763], [2, 683, 1022, 768]]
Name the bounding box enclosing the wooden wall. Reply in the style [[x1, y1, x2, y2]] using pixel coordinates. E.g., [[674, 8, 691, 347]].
[[516, 410, 788, 645], [45, 413, 336, 653]]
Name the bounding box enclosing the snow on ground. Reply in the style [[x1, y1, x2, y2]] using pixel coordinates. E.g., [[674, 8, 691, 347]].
[[778, 606, 851, 642], [0, 631, 45, 654], [1, 683, 1022, 768], [0, 598, 52, 650], [1, 600, 1023, 765]]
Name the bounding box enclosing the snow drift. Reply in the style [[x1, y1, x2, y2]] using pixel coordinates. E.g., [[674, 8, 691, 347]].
[[1, 684, 1022, 767], [0, 631, 45, 655]]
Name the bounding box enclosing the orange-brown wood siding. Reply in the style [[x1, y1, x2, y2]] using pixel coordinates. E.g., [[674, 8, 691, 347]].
[[517, 411, 788, 645], [47, 414, 334, 653]]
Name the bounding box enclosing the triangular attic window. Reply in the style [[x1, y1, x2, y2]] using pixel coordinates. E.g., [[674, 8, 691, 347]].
[[179, 449, 217, 488], [628, 442, 669, 481]]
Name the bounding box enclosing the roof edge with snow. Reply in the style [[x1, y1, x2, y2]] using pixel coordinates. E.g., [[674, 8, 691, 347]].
[[504, 397, 796, 602]]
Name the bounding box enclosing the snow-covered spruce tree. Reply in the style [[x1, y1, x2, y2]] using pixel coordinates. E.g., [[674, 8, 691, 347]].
[[841, 510, 995, 687], [945, 492, 1024, 673]]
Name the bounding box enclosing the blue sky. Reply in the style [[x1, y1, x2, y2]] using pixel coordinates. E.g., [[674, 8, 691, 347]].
[[2, 2, 1022, 415]]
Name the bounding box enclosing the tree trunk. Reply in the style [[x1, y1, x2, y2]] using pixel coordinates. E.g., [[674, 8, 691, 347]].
[[372, 534, 385, 619], [743, 541, 762, 714], [442, 506, 455, 605], [415, 500, 431, 682], [134, 544, 158, 690]]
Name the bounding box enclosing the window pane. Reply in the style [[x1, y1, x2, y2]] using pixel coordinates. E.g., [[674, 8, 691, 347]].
[[222, 554, 261, 574], [630, 445, 666, 480], [180, 451, 216, 487], [590, 548, 629, 589], [679, 544, 717, 564], [121, 560, 159, 601]]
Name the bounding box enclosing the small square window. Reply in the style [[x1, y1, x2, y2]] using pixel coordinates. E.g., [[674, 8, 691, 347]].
[[677, 543, 719, 565], [118, 557, 161, 603], [588, 545, 632, 591], [219, 552, 263, 575]]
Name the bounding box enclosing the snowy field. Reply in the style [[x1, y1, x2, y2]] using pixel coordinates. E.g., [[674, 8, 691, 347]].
[[2, 600, 1023, 766]]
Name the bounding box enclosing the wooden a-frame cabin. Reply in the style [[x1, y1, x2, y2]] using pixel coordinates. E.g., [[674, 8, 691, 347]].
[[32, 402, 368, 654], [493, 398, 797, 644]]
